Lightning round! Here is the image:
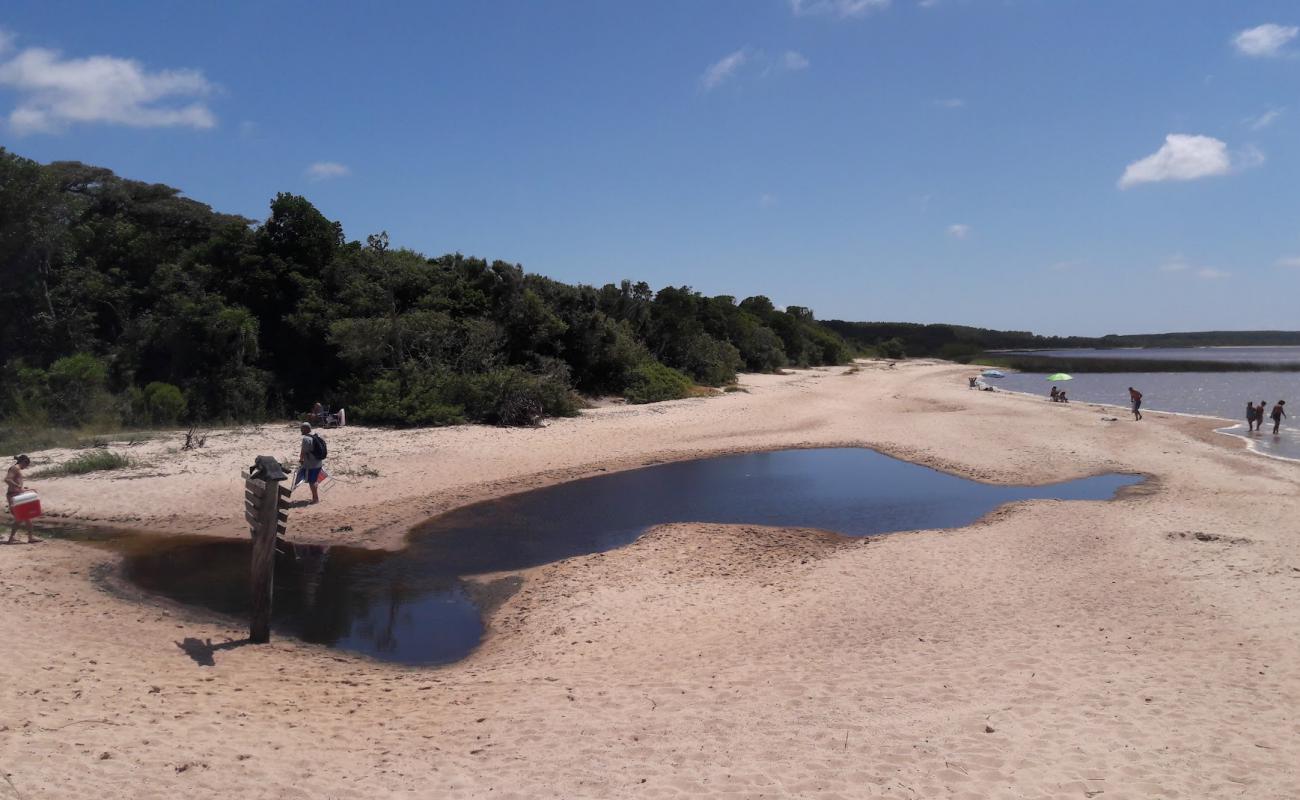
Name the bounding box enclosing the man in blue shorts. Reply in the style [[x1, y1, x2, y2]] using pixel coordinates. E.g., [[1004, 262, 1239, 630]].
[[298, 422, 325, 504]]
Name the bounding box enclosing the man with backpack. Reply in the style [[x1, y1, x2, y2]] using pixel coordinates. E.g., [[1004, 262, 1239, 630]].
[[298, 422, 328, 504]]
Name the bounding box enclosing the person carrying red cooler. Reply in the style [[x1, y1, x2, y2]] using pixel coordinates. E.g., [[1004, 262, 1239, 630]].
[[6, 454, 42, 544]]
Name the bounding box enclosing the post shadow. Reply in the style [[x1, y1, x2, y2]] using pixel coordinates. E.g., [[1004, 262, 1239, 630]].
[[176, 636, 255, 667]]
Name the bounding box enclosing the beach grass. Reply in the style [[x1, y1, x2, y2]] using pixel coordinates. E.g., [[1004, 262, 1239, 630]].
[[32, 449, 136, 478]]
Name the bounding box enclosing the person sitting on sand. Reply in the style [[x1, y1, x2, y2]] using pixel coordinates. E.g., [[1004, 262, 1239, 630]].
[[309, 401, 325, 426], [297, 423, 327, 504], [5, 455, 40, 544], [1058, 390, 1069, 403], [1050, 386, 1059, 402], [969, 376, 978, 389], [1270, 400, 1286, 435], [1128, 387, 1143, 421]]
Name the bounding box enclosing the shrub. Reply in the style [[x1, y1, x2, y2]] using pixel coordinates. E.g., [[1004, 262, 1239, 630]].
[[675, 334, 743, 386], [625, 361, 693, 404], [445, 366, 577, 426], [876, 338, 906, 360], [350, 373, 465, 427], [143, 382, 187, 425], [47, 353, 110, 426]]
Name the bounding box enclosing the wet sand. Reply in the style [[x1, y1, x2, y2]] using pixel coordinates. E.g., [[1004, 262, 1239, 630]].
[[2, 361, 1298, 798]]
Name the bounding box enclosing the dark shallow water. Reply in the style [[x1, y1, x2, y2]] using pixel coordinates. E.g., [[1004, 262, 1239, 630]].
[[75, 448, 1141, 666]]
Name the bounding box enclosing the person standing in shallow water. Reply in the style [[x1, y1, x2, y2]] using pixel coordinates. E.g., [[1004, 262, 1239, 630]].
[[1128, 387, 1143, 421], [5, 455, 40, 544], [1246, 401, 1258, 432], [1270, 400, 1286, 435]]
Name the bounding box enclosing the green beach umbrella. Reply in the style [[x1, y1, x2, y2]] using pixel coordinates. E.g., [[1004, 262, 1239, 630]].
[[1046, 373, 1073, 381]]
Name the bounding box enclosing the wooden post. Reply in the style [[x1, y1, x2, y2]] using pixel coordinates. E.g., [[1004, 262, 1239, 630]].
[[245, 470, 290, 644]]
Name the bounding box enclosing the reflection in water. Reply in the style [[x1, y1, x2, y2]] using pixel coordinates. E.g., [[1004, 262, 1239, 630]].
[[98, 448, 1141, 665]]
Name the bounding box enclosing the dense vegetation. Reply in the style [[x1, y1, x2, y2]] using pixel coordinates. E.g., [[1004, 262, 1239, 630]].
[[0, 149, 852, 433]]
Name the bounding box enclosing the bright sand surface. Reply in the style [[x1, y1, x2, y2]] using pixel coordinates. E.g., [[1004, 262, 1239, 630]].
[[2, 361, 1298, 798]]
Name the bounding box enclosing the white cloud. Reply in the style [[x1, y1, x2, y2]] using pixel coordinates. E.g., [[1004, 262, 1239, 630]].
[[935, 97, 965, 109], [947, 223, 970, 239], [780, 51, 810, 72], [1118, 134, 1233, 189], [1235, 143, 1267, 170], [1048, 260, 1078, 272], [1233, 23, 1299, 57], [1159, 258, 1229, 279], [1275, 256, 1300, 269], [0, 42, 215, 134], [790, 0, 890, 19], [1245, 107, 1284, 130], [305, 161, 350, 180], [758, 192, 778, 208], [701, 49, 748, 91], [0, 29, 14, 56]]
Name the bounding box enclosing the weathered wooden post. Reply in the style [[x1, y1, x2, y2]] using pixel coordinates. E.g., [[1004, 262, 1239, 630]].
[[244, 457, 290, 644]]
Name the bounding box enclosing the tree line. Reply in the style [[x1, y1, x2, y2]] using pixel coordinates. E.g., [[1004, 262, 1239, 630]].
[[0, 149, 853, 431]]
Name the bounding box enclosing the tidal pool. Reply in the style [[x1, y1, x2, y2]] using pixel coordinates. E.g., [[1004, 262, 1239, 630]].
[[90, 448, 1141, 666]]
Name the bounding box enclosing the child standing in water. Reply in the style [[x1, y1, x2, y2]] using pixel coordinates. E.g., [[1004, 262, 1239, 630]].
[[1246, 401, 1258, 432]]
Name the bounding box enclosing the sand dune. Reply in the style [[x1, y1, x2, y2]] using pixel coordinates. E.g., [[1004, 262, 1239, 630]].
[[2, 361, 1298, 798]]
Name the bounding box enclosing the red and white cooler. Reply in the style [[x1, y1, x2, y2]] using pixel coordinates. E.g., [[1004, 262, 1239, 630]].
[[9, 490, 42, 521]]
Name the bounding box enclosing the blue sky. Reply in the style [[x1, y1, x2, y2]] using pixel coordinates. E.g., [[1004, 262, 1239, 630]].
[[1, 1, 1298, 336]]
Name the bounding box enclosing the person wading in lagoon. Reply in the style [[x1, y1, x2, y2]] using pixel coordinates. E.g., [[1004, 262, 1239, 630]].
[[297, 423, 328, 504], [1128, 387, 1143, 421], [1246, 401, 1258, 432], [5, 455, 40, 544], [1270, 400, 1287, 435]]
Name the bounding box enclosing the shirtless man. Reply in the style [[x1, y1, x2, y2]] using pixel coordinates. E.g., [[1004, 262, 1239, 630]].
[[1271, 400, 1287, 435], [6, 455, 40, 544], [1128, 387, 1143, 421]]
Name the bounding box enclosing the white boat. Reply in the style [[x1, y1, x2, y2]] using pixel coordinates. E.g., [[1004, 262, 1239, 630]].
[[981, 369, 1006, 378]]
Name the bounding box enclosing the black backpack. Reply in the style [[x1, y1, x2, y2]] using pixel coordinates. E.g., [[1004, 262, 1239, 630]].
[[310, 433, 328, 460]]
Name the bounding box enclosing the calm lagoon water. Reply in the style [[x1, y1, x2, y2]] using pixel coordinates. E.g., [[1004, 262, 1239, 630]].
[[993, 371, 1300, 460], [998, 346, 1300, 365], [81, 448, 1140, 666]]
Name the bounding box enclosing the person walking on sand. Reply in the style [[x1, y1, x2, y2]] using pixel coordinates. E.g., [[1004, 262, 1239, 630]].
[[1128, 387, 1143, 421], [1270, 400, 1287, 435], [297, 423, 327, 504], [6, 455, 40, 544]]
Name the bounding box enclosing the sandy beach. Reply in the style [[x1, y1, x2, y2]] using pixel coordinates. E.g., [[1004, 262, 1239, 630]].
[[2, 360, 1298, 799]]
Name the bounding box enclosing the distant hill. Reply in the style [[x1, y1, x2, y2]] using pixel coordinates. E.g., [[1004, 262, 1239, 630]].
[[822, 321, 1300, 360], [1093, 331, 1300, 348]]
